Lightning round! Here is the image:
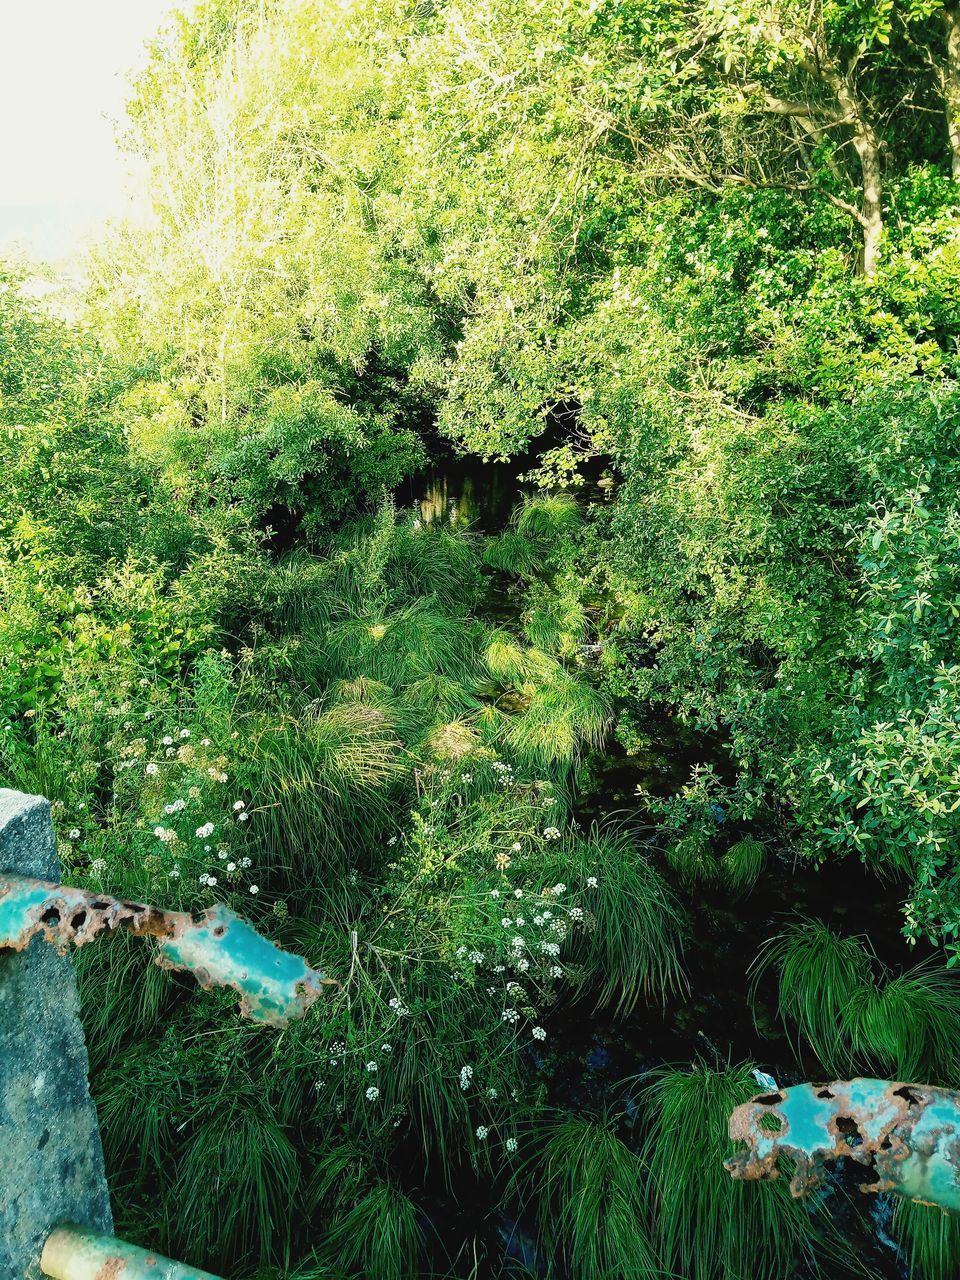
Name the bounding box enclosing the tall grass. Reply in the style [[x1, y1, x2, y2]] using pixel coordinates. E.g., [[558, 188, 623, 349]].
[[637, 1062, 847, 1280], [720, 836, 766, 896], [751, 918, 873, 1073], [894, 1199, 960, 1280], [248, 698, 406, 874], [558, 829, 687, 1013], [754, 918, 960, 1081], [320, 1182, 424, 1280], [514, 1114, 657, 1279], [848, 963, 960, 1082]]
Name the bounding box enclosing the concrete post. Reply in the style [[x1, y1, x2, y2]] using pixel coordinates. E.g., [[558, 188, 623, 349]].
[[0, 789, 112, 1280]]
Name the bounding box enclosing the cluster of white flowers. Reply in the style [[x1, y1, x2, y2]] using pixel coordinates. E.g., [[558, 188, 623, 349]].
[[232, 800, 245, 812], [249, 885, 260, 895], [195, 822, 215, 839], [199, 872, 218, 887], [531, 1026, 547, 1041], [67, 828, 81, 840], [89, 858, 107, 874], [389, 997, 410, 1017], [164, 799, 186, 815], [153, 826, 177, 843], [459, 1065, 473, 1090], [569, 906, 583, 921], [366, 1061, 378, 1073], [476, 1126, 489, 1140], [366, 1086, 380, 1102], [549, 882, 566, 896], [502, 1008, 519, 1024], [586, 875, 598, 888], [505, 1137, 518, 1153], [145, 763, 159, 777], [540, 941, 561, 957], [381, 1043, 393, 1054], [543, 827, 561, 841]]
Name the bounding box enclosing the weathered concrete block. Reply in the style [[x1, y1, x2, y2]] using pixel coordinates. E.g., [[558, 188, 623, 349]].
[[0, 789, 112, 1280]]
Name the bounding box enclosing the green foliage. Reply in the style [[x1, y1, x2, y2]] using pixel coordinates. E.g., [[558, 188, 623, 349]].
[[319, 1182, 423, 1280], [11, 0, 960, 1273], [637, 1063, 840, 1280], [894, 1199, 960, 1280], [752, 919, 874, 1073], [515, 1114, 656, 1280], [555, 828, 687, 1015], [755, 918, 960, 1081]]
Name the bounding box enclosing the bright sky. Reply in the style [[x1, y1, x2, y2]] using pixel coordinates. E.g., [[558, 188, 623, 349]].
[[0, 0, 193, 260]]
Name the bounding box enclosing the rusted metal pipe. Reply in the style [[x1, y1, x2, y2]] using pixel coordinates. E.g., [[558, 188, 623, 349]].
[[41, 1226, 223, 1280], [0, 875, 335, 1026], [726, 1077, 960, 1214]]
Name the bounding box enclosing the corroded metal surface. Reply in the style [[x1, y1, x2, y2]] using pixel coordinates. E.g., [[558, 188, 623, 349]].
[[0, 874, 334, 1026], [726, 1077, 960, 1213], [41, 1226, 223, 1280]]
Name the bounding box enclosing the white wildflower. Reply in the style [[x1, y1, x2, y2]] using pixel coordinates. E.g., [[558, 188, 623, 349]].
[[532, 1026, 547, 1041], [366, 1087, 380, 1102]]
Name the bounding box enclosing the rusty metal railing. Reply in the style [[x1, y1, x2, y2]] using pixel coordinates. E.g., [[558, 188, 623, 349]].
[[727, 1077, 960, 1214], [40, 1227, 223, 1280], [0, 874, 334, 1027], [0, 787, 336, 1280]]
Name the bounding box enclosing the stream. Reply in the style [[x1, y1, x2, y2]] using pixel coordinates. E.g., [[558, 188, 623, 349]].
[[400, 453, 913, 1280]]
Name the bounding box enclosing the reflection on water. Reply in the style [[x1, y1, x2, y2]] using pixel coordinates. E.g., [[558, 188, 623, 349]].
[[400, 456, 528, 533]]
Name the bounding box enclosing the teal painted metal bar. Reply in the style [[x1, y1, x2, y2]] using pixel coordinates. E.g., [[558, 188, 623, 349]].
[[727, 1077, 960, 1213], [41, 1226, 224, 1280], [0, 874, 335, 1026]]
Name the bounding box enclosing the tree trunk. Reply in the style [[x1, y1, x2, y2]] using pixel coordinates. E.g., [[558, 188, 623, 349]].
[[853, 124, 883, 276], [826, 69, 883, 277], [945, 6, 960, 180]]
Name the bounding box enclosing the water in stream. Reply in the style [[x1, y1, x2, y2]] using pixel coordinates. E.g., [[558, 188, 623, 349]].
[[400, 455, 911, 1280]]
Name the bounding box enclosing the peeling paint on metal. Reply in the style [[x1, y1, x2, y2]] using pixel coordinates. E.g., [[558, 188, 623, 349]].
[[726, 1077, 960, 1214], [41, 1225, 224, 1280], [0, 875, 335, 1026]]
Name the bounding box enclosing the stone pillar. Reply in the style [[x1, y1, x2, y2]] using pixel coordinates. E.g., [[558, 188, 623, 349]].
[[0, 789, 112, 1280]]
